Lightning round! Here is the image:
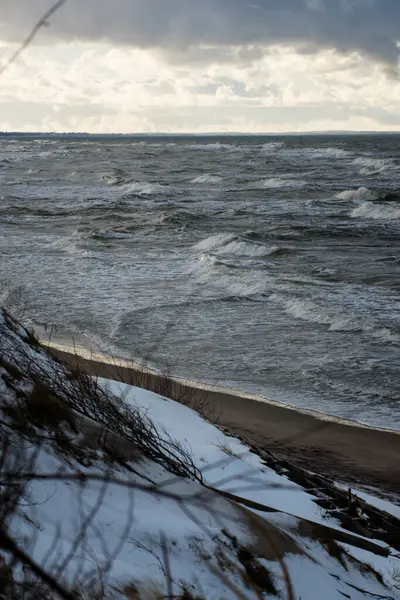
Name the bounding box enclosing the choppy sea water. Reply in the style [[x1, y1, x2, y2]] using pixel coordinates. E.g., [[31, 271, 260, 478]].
[[1, 134, 399, 429]]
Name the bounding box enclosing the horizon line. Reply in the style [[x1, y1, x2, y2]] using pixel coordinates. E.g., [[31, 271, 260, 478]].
[[1, 130, 400, 136]]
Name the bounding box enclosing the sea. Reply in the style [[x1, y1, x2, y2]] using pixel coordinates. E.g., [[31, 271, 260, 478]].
[[0, 133, 399, 429]]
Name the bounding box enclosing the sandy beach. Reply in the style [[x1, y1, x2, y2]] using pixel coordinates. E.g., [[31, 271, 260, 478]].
[[49, 345, 400, 496]]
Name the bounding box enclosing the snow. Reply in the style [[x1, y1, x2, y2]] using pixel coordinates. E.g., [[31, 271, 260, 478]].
[[99, 380, 373, 534], [355, 490, 400, 520], [11, 449, 252, 598]]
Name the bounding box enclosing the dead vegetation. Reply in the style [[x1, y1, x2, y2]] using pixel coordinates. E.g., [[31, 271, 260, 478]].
[[0, 311, 202, 482]]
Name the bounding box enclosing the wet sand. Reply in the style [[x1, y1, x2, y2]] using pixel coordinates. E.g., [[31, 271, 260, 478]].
[[49, 345, 400, 496]]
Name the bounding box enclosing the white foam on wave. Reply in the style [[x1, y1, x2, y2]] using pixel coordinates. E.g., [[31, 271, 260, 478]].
[[121, 181, 167, 196], [351, 202, 400, 220], [193, 233, 237, 252], [269, 294, 400, 342], [307, 147, 350, 159], [287, 147, 350, 160], [353, 156, 395, 175], [193, 233, 281, 259], [256, 177, 306, 189], [44, 234, 95, 258], [218, 240, 280, 258], [192, 174, 223, 184], [103, 175, 125, 186], [188, 142, 242, 152], [260, 141, 284, 152], [336, 187, 378, 202], [189, 255, 266, 296]]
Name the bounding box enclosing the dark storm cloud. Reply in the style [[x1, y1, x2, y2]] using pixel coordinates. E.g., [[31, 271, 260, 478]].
[[1, 0, 399, 64]]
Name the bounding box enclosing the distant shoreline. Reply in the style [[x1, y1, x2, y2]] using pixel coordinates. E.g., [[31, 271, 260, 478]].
[[46, 342, 400, 496], [2, 131, 400, 138]]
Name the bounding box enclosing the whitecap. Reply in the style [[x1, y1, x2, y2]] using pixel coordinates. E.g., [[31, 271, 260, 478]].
[[260, 141, 284, 152], [217, 240, 280, 258], [188, 142, 242, 152], [336, 187, 378, 202], [188, 255, 266, 296], [121, 181, 167, 196], [191, 174, 223, 184], [103, 175, 125, 186], [351, 202, 400, 220], [44, 234, 94, 257], [193, 233, 237, 252], [256, 177, 307, 189], [286, 147, 350, 160], [353, 156, 395, 175], [269, 294, 399, 342]]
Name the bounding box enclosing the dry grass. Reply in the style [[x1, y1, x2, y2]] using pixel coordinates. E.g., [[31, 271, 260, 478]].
[[216, 439, 242, 459]]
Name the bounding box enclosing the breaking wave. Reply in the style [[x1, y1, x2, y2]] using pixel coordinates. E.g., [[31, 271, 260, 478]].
[[193, 233, 237, 252], [351, 202, 400, 220], [336, 187, 379, 201], [269, 294, 399, 342], [286, 146, 350, 160], [255, 177, 307, 189], [188, 142, 242, 152], [353, 156, 396, 175], [260, 141, 285, 152], [121, 181, 168, 196], [44, 234, 95, 258], [193, 233, 283, 256], [102, 175, 127, 186], [217, 240, 281, 258], [192, 174, 223, 184]]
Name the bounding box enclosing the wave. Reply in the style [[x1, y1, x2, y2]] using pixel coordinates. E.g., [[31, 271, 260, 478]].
[[217, 240, 281, 258], [102, 175, 127, 186], [353, 156, 395, 175], [286, 146, 350, 160], [269, 294, 399, 342], [191, 174, 223, 184], [193, 232, 286, 257], [336, 187, 400, 204], [44, 234, 95, 257], [260, 141, 284, 152], [189, 255, 267, 296], [336, 187, 378, 202], [102, 172, 167, 196], [188, 142, 242, 152], [255, 177, 307, 189], [351, 202, 400, 220], [305, 147, 350, 159], [121, 181, 168, 196], [156, 210, 204, 227], [90, 229, 134, 241], [193, 233, 237, 252], [2, 204, 75, 218]]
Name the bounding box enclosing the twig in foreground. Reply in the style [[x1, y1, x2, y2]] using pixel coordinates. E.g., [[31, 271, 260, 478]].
[[0, 0, 67, 76]]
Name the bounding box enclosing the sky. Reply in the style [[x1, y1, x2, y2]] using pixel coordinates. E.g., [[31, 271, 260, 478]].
[[0, 0, 399, 133]]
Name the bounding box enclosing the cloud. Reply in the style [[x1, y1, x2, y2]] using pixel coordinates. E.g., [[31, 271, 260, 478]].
[[1, 40, 400, 133], [1, 0, 399, 66]]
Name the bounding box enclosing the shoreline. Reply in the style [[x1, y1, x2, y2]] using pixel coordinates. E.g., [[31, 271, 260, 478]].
[[45, 341, 398, 433], [46, 341, 400, 496]]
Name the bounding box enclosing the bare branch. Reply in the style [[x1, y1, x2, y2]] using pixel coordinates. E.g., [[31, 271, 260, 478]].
[[0, 0, 67, 76]]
